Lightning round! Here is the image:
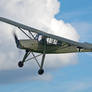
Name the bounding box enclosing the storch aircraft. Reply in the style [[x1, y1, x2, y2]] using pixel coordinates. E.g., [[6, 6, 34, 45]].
[[0, 17, 92, 75]]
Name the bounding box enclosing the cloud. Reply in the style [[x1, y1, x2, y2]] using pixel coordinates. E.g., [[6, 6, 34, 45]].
[[0, 0, 79, 83]]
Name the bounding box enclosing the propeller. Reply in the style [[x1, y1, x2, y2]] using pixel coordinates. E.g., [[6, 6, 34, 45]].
[[13, 32, 21, 48], [12, 31, 24, 62]]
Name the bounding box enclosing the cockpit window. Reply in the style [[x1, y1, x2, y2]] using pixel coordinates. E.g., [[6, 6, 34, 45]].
[[37, 35, 62, 46], [46, 38, 57, 45]]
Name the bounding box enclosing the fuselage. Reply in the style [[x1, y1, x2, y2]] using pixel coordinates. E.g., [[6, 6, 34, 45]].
[[19, 39, 92, 54]]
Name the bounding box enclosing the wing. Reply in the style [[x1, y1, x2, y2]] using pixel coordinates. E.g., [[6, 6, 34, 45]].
[[0, 17, 92, 50]]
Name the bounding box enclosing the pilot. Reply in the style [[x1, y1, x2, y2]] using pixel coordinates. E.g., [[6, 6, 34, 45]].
[[40, 36, 47, 45]]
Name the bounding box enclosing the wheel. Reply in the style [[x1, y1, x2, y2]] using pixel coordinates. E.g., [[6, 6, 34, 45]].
[[38, 69, 44, 75], [18, 61, 24, 68]]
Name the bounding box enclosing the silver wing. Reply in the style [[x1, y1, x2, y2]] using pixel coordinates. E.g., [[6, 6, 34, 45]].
[[0, 17, 92, 50]]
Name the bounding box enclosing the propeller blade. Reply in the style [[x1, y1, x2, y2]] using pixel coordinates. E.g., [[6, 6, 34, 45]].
[[13, 32, 21, 48]]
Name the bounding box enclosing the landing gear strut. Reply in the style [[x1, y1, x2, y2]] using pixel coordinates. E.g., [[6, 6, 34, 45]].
[[18, 50, 46, 75], [37, 36, 46, 75], [38, 51, 46, 75], [18, 50, 30, 68]]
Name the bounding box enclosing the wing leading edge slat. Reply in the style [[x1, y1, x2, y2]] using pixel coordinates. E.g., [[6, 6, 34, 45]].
[[0, 17, 91, 49]]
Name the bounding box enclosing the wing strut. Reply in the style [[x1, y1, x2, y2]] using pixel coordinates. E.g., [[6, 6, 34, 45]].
[[18, 27, 32, 39], [18, 27, 40, 40]]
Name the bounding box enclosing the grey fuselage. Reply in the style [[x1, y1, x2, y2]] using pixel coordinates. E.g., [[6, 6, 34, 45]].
[[19, 39, 92, 54]]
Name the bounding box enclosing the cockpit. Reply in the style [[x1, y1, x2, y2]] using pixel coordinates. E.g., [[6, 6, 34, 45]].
[[36, 35, 62, 46]]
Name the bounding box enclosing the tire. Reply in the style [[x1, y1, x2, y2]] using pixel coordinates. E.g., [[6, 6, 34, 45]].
[[38, 69, 44, 75], [18, 61, 24, 68]]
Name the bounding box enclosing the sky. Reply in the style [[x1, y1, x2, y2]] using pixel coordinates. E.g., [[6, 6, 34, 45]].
[[0, 0, 92, 92]]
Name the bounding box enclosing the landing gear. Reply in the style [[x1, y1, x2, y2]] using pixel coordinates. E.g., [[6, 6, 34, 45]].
[[37, 37, 46, 75], [38, 51, 46, 75], [32, 52, 46, 75], [18, 50, 46, 75], [18, 61, 24, 67], [18, 50, 30, 68], [38, 69, 44, 75]]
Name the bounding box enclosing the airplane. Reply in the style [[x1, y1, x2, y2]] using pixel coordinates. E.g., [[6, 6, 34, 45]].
[[0, 17, 92, 75]]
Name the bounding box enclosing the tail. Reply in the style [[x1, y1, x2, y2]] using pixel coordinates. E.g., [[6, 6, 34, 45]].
[[13, 32, 21, 48]]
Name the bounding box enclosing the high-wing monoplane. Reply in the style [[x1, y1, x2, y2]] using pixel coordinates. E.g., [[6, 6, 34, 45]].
[[0, 17, 92, 75]]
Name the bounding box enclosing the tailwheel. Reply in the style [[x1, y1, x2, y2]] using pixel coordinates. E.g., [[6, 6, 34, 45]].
[[18, 61, 24, 68], [38, 69, 44, 75]]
